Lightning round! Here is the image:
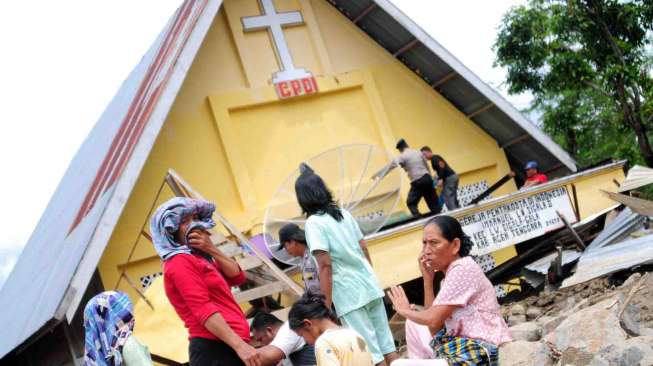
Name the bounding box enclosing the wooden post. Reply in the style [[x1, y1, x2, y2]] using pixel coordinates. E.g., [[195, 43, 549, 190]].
[[556, 210, 586, 250]]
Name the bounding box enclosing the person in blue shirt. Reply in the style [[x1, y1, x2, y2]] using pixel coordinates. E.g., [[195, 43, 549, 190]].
[[294, 164, 398, 366]]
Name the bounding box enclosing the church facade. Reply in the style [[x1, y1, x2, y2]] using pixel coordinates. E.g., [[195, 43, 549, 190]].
[[1, 1, 626, 364]]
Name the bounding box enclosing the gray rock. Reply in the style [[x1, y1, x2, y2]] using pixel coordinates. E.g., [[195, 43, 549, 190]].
[[536, 315, 555, 325], [620, 272, 642, 288], [509, 322, 542, 342], [570, 298, 590, 313], [508, 314, 527, 326], [559, 347, 594, 365], [622, 302, 643, 337], [526, 306, 543, 320], [536, 293, 556, 307], [540, 315, 567, 336], [589, 336, 653, 366], [544, 297, 627, 354], [620, 302, 653, 338], [511, 304, 526, 316], [560, 296, 577, 313], [499, 341, 553, 366]]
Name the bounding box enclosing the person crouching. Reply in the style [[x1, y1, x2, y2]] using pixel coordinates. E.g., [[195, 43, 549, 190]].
[[251, 312, 316, 366]]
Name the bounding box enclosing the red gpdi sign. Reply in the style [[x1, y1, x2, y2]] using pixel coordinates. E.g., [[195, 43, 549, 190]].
[[274, 76, 319, 99]]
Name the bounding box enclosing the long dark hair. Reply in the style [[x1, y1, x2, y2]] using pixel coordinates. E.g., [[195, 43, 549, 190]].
[[294, 163, 343, 221], [288, 291, 337, 330], [424, 215, 473, 257]]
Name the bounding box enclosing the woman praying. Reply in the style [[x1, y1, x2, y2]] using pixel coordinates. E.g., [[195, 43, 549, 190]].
[[387, 216, 511, 366]]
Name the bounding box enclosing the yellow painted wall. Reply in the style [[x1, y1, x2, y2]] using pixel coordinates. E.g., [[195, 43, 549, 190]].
[[97, 0, 522, 305]]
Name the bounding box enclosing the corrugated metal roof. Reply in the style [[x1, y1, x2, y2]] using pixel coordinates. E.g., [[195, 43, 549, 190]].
[[0, 0, 577, 358], [562, 233, 653, 288], [328, 0, 577, 175], [524, 250, 583, 275], [619, 165, 653, 192], [523, 250, 582, 287], [585, 207, 646, 253]]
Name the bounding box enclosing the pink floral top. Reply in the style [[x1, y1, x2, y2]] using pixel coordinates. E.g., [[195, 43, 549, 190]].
[[434, 256, 512, 345]]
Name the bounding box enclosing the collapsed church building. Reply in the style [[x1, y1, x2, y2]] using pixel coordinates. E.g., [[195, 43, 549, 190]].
[[0, 0, 627, 364]]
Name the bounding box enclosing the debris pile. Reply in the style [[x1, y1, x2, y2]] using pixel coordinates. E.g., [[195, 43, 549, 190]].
[[498, 170, 653, 365], [500, 272, 653, 365]]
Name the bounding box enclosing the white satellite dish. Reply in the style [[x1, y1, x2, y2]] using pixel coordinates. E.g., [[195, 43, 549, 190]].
[[263, 144, 402, 265]]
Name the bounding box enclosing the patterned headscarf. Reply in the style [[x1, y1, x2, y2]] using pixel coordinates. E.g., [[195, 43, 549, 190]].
[[149, 197, 216, 261], [83, 291, 134, 366]]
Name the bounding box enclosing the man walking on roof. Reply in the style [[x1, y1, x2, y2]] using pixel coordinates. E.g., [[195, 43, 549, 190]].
[[372, 139, 441, 217]]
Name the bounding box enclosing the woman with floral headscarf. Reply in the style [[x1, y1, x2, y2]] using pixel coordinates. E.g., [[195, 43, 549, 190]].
[[150, 197, 260, 366], [83, 291, 152, 366]]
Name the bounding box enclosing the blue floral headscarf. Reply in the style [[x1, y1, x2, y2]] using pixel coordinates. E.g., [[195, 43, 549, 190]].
[[83, 291, 134, 366], [149, 197, 216, 261]]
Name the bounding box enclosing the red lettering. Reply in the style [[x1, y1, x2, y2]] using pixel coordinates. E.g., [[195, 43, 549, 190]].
[[275, 77, 318, 99], [290, 80, 302, 96], [277, 81, 291, 98], [302, 78, 314, 93]]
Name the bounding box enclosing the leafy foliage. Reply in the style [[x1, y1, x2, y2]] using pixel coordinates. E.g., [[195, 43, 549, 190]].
[[494, 0, 653, 167]]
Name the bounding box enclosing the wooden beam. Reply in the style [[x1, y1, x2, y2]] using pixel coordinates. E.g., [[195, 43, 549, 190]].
[[167, 169, 304, 296], [571, 183, 581, 222], [556, 210, 586, 250], [431, 71, 457, 88], [466, 102, 495, 119], [353, 3, 377, 24], [500, 134, 531, 149], [238, 255, 263, 271], [141, 230, 152, 242], [235, 281, 287, 303], [121, 273, 155, 310], [165, 174, 185, 197], [393, 39, 419, 57]]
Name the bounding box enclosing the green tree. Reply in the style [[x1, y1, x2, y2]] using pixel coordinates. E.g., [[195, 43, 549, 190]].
[[494, 0, 653, 167]]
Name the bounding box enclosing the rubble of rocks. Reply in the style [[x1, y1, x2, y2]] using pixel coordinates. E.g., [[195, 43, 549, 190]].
[[500, 271, 653, 366]]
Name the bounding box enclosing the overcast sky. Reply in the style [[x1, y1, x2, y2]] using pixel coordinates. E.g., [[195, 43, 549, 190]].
[[0, 0, 527, 288]]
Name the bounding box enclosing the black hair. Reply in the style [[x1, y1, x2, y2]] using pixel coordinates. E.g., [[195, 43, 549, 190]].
[[396, 138, 409, 150], [424, 215, 473, 257], [288, 291, 337, 330], [251, 312, 283, 331], [294, 163, 343, 222], [420, 146, 432, 152], [278, 223, 307, 250]]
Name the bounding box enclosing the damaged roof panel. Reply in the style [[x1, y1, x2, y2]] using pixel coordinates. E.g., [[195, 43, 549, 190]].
[[585, 208, 646, 253], [562, 233, 653, 288]]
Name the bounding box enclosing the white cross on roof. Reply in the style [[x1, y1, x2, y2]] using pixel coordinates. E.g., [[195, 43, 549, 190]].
[[242, 0, 313, 83]]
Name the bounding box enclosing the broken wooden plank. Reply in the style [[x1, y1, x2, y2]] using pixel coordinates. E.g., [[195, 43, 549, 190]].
[[602, 190, 653, 216], [217, 241, 242, 257], [237, 255, 263, 271], [210, 231, 227, 245], [556, 210, 586, 250], [235, 282, 287, 303]]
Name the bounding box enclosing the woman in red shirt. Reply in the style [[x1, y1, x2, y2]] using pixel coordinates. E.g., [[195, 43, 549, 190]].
[[150, 197, 261, 366]]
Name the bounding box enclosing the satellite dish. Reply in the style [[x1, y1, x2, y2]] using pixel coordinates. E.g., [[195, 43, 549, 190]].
[[263, 144, 402, 265]]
